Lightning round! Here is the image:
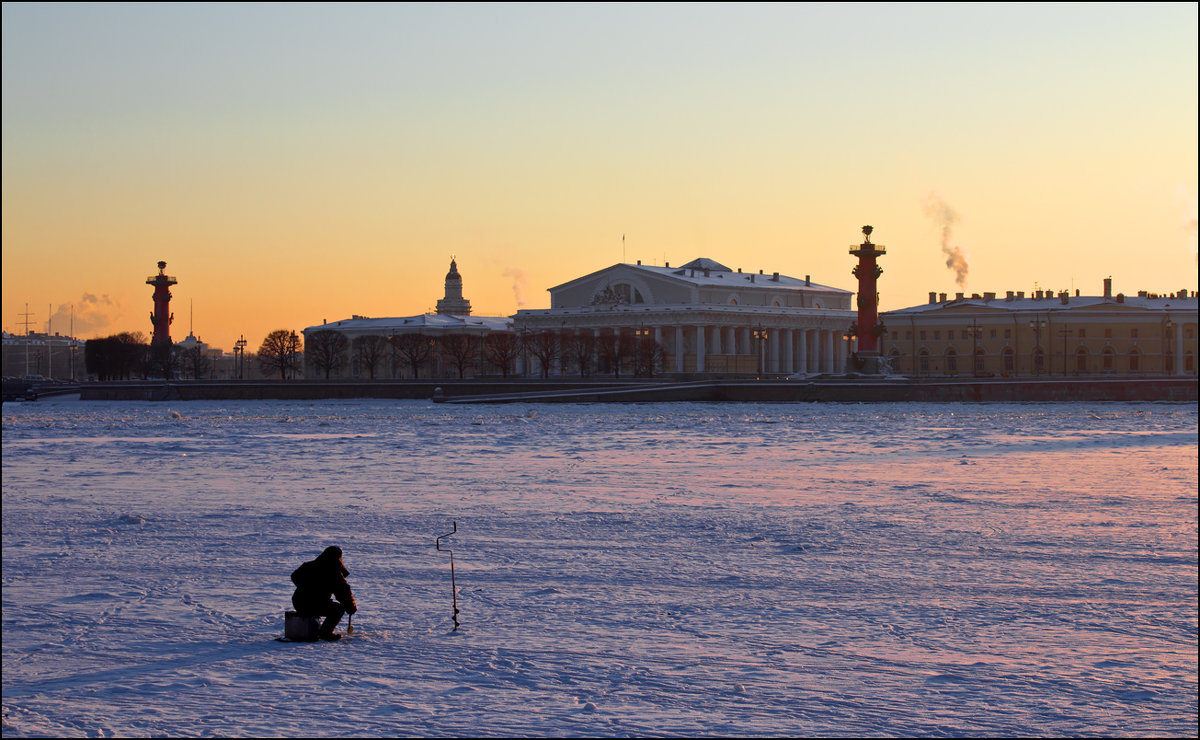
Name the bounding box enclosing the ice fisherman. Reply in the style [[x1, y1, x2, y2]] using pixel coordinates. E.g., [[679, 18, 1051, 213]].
[[291, 546, 357, 641]]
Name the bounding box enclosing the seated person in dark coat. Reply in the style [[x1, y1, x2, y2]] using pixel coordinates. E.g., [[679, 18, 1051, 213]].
[[291, 546, 357, 641]]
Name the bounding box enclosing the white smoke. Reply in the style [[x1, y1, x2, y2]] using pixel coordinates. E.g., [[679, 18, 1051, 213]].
[[49, 293, 123, 337], [923, 194, 969, 289], [503, 267, 529, 308]]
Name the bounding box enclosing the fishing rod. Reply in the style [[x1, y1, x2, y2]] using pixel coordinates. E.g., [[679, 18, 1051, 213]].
[[436, 521, 460, 631]]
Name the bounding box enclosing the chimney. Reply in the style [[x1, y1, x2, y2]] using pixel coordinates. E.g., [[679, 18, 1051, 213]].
[[805, 275, 811, 286], [1116, 293, 1124, 303], [1103, 278, 1112, 298], [955, 292, 965, 301], [1060, 292, 1069, 305], [1005, 291, 1014, 301], [703, 268, 710, 277], [984, 292, 996, 300], [665, 261, 670, 268], [772, 272, 779, 281], [636, 259, 641, 265], [1017, 291, 1025, 299], [930, 292, 938, 304], [939, 292, 947, 303], [1075, 289, 1080, 297]]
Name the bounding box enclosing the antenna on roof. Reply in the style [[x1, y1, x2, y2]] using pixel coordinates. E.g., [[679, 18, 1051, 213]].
[[622, 233, 626, 264]]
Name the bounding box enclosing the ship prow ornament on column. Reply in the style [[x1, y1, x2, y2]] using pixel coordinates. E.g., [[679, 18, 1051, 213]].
[[147, 261, 177, 346], [848, 226, 892, 375]]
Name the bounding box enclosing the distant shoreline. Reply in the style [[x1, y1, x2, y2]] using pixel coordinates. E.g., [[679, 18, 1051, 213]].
[[66, 376, 1199, 404]]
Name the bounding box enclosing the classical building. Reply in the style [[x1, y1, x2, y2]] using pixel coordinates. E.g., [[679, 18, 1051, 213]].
[[880, 280, 1198, 377], [513, 257, 855, 376], [302, 260, 514, 379]]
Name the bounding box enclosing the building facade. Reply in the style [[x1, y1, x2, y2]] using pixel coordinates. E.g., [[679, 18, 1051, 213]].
[[880, 281, 1198, 377], [301, 260, 514, 379], [513, 258, 856, 376]]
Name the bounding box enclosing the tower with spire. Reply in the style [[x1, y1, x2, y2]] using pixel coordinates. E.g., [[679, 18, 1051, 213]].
[[435, 258, 472, 316]]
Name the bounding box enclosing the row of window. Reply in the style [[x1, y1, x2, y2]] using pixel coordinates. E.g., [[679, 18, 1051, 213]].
[[903, 346, 1195, 374], [902, 327, 1194, 341]]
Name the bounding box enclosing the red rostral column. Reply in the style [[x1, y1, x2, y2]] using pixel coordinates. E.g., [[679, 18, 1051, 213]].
[[146, 260, 177, 346], [849, 225, 886, 355]]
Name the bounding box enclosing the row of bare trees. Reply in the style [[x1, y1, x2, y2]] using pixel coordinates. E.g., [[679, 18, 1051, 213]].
[[303, 329, 666, 380], [305, 330, 523, 379]]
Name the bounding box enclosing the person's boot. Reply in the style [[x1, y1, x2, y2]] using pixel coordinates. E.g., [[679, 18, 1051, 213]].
[[319, 632, 342, 641]]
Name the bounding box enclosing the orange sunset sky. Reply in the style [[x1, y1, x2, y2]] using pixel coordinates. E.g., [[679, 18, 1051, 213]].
[[3, 3, 1197, 353]]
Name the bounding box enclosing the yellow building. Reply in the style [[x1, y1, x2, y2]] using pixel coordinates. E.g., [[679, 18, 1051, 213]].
[[880, 280, 1198, 377]]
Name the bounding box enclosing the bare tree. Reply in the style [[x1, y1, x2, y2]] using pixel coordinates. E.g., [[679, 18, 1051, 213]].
[[352, 334, 389, 379], [307, 330, 349, 379], [180, 345, 211, 379], [440, 334, 479, 379], [634, 335, 666, 377], [258, 329, 302, 380], [563, 330, 596, 377], [527, 329, 560, 379], [483, 333, 520, 377], [596, 331, 632, 378], [391, 333, 433, 378]]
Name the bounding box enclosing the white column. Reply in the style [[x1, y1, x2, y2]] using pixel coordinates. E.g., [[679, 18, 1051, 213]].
[[711, 324, 722, 355], [835, 335, 846, 373], [769, 329, 780, 373], [675, 326, 684, 372], [695, 325, 706, 372], [796, 329, 808, 375], [783, 329, 793, 374], [822, 330, 834, 373]]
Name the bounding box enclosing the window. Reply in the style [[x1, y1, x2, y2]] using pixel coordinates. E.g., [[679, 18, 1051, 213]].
[[974, 347, 986, 373], [934, 330, 941, 340], [1003, 347, 1014, 373], [945, 347, 958, 375], [919, 331, 927, 340], [1033, 346, 1046, 375], [989, 330, 997, 339], [1131, 328, 1139, 339], [1186, 351, 1195, 373], [1129, 349, 1140, 373], [1102, 347, 1115, 372], [1075, 347, 1088, 374], [1004, 329, 1011, 339], [961, 330, 969, 340], [905, 331, 912, 339], [1078, 328, 1086, 338], [1104, 328, 1112, 338], [919, 349, 930, 375]]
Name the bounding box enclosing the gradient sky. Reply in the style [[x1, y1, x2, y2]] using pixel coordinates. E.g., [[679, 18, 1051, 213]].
[[3, 2, 1197, 353]]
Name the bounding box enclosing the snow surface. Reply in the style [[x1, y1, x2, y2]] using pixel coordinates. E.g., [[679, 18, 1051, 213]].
[[2, 397, 1197, 738]]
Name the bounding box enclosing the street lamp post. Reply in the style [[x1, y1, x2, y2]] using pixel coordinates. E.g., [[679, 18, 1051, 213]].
[[1058, 327, 1072, 376], [1165, 319, 1176, 375], [234, 334, 247, 380], [968, 319, 983, 375], [1028, 317, 1046, 376], [752, 325, 769, 376]]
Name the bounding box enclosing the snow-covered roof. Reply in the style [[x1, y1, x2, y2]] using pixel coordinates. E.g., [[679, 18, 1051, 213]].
[[551, 259, 850, 295], [303, 313, 512, 335], [884, 293, 1198, 317]]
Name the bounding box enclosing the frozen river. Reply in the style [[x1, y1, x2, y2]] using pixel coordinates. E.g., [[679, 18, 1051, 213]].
[[2, 398, 1196, 737]]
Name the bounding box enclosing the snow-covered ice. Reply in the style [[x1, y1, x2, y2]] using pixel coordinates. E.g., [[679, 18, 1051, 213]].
[[2, 397, 1196, 737]]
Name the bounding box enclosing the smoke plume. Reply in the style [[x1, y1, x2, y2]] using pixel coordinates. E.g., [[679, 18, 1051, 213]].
[[49, 293, 123, 337], [503, 267, 529, 307], [923, 194, 969, 289]]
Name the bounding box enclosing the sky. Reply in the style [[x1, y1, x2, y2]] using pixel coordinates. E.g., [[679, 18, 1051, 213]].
[[3, 2, 1197, 353]]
